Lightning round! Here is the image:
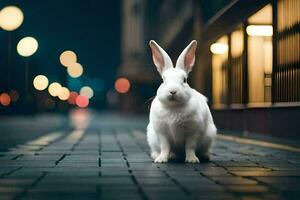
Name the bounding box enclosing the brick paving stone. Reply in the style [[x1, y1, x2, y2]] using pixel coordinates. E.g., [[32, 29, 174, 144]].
[[201, 168, 234, 177], [143, 186, 189, 200], [0, 113, 300, 200], [210, 177, 258, 185], [99, 192, 142, 200], [192, 192, 236, 200], [0, 186, 25, 193], [187, 184, 225, 192], [135, 177, 176, 186], [226, 167, 271, 171], [254, 177, 300, 191], [226, 185, 269, 193], [21, 193, 97, 200], [232, 171, 300, 177], [132, 171, 167, 178]]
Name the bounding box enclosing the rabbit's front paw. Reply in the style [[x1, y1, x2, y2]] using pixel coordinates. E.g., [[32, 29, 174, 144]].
[[185, 154, 200, 163], [154, 154, 169, 163], [151, 151, 160, 160]]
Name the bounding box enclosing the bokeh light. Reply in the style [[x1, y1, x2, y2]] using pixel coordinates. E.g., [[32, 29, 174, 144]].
[[33, 75, 49, 91], [17, 37, 38, 57], [80, 86, 94, 99], [0, 93, 11, 106], [59, 50, 77, 67], [76, 95, 89, 108], [210, 43, 228, 54], [246, 25, 273, 36], [9, 90, 19, 102], [48, 82, 62, 97], [0, 6, 24, 31], [58, 87, 70, 101], [114, 77, 130, 94], [67, 63, 83, 78], [68, 92, 78, 105]]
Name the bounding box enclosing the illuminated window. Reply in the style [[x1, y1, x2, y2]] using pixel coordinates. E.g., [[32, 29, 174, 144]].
[[211, 36, 228, 107], [247, 4, 273, 103], [230, 28, 244, 104], [275, 0, 300, 102]]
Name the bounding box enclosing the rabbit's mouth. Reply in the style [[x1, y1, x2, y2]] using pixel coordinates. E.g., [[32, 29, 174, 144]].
[[168, 95, 176, 101]]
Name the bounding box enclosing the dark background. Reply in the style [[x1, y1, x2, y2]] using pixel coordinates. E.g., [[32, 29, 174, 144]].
[[0, 0, 121, 110], [0, 0, 229, 113]]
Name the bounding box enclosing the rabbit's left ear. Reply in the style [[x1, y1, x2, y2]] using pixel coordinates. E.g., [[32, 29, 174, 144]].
[[175, 40, 197, 74]]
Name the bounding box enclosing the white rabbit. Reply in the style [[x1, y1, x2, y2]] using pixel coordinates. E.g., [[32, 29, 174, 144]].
[[147, 40, 217, 163]]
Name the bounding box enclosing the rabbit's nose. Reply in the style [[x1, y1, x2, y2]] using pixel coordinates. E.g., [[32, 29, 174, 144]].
[[170, 90, 177, 95]]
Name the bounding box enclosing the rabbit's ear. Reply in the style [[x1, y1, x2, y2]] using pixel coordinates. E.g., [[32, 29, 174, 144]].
[[149, 40, 173, 75], [175, 40, 197, 74]]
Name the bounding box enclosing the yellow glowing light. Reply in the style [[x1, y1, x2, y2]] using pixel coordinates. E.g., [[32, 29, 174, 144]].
[[17, 37, 38, 57], [246, 25, 273, 36], [0, 6, 24, 31], [48, 82, 62, 97], [59, 50, 77, 67], [33, 75, 49, 91], [210, 43, 228, 54], [80, 86, 94, 99], [58, 87, 70, 101], [67, 63, 83, 78]]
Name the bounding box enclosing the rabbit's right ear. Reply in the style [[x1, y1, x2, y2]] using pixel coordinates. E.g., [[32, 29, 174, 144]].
[[149, 40, 173, 75]]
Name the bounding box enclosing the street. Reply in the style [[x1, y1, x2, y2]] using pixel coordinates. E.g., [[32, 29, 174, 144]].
[[0, 110, 300, 200]]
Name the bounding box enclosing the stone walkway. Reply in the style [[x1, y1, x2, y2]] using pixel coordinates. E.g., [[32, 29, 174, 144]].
[[0, 111, 300, 200]]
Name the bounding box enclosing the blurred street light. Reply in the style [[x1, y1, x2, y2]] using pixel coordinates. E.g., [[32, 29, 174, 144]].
[[76, 95, 89, 108], [48, 82, 62, 97], [0, 6, 24, 31], [17, 37, 38, 57], [33, 75, 49, 91], [68, 92, 78, 105], [60, 50, 77, 67], [17, 37, 39, 108], [210, 43, 228, 54], [67, 63, 83, 78], [115, 77, 130, 94], [80, 86, 94, 99], [246, 25, 273, 36], [58, 87, 70, 101], [0, 93, 11, 106]]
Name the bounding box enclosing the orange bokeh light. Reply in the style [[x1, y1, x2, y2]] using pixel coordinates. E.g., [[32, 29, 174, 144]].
[[0, 93, 11, 106], [75, 95, 89, 108], [68, 92, 78, 105], [114, 77, 130, 94]]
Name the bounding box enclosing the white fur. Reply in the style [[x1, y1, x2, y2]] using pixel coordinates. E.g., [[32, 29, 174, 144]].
[[147, 40, 217, 163]]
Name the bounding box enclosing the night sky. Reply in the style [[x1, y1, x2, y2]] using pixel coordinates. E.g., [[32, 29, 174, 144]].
[[0, 0, 121, 108]]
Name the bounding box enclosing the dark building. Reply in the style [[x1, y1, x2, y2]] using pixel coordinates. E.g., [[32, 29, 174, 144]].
[[118, 0, 300, 139], [193, 0, 300, 139]]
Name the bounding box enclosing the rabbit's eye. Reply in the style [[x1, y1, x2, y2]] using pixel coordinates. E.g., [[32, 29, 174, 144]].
[[183, 78, 187, 83]]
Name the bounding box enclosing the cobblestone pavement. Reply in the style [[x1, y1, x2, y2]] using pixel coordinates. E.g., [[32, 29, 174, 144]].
[[1, 111, 300, 200]]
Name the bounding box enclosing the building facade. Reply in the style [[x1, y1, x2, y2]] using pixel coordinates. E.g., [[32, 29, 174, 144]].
[[193, 0, 300, 138], [119, 0, 299, 138]]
